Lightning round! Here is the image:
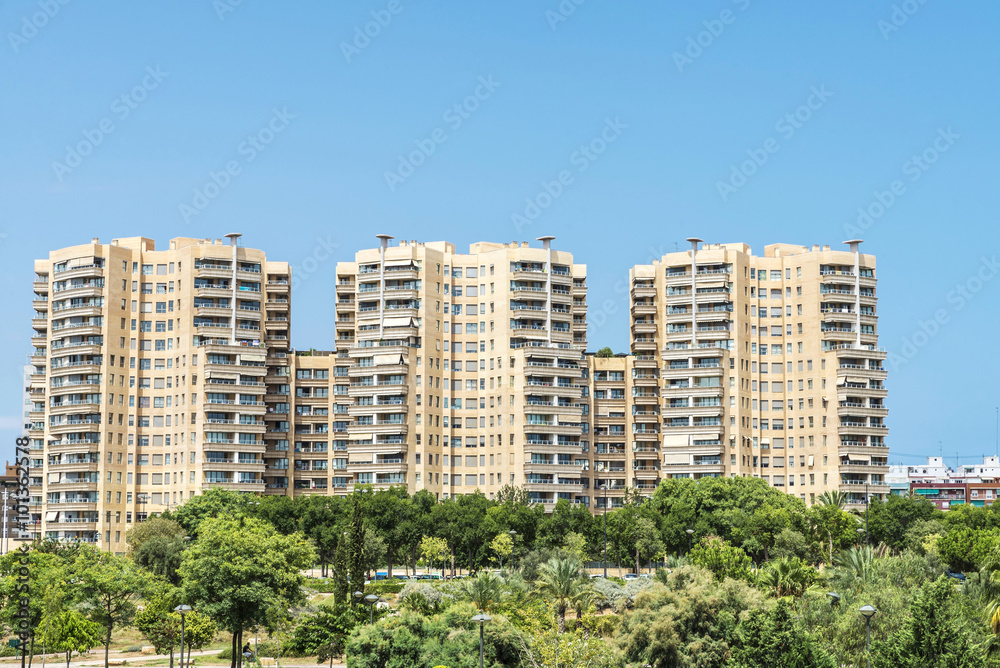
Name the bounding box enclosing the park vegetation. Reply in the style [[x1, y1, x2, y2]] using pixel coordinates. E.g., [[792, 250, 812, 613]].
[[2, 478, 1000, 667]]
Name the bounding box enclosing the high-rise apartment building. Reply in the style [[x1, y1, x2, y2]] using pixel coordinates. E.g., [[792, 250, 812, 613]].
[[629, 239, 888, 509], [329, 236, 591, 509], [27, 236, 291, 549], [25, 234, 890, 548]]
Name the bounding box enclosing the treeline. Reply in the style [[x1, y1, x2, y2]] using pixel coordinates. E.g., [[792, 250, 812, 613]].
[[156, 477, 983, 576]]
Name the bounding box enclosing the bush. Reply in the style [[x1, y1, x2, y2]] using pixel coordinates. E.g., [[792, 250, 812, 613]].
[[303, 577, 338, 593], [124, 646, 144, 653], [364, 579, 406, 596]]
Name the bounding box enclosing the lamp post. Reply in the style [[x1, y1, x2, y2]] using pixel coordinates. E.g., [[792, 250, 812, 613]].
[[508, 530, 517, 572], [600, 485, 608, 578], [472, 613, 491, 668], [860, 605, 877, 668], [826, 592, 840, 608], [363, 594, 379, 623], [686, 529, 694, 554], [352, 590, 364, 608], [856, 527, 865, 548], [864, 482, 870, 549], [174, 605, 191, 668]]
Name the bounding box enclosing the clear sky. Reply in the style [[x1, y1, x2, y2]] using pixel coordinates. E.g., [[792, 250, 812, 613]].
[[2, 1, 998, 467]]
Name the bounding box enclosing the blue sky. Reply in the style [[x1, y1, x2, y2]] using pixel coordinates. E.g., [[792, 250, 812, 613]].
[[2, 1, 998, 466]]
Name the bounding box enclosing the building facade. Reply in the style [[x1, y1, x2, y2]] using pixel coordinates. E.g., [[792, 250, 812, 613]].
[[27, 236, 291, 549], [26, 235, 892, 549], [629, 239, 889, 509]]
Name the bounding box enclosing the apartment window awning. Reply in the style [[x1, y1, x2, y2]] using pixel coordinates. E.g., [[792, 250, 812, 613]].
[[206, 372, 239, 381], [47, 473, 60, 484], [662, 434, 690, 448], [349, 433, 375, 441], [239, 353, 266, 362], [846, 377, 869, 385], [382, 316, 414, 328], [760, 438, 770, 445], [663, 453, 691, 465], [384, 260, 416, 269], [836, 377, 847, 386], [849, 453, 871, 462], [837, 393, 849, 401], [373, 353, 404, 366], [808, 455, 815, 466], [915, 488, 938, 495], [348, 452, 373, 463], [698, 280, 728, 289], [45, 511, 59, 522]]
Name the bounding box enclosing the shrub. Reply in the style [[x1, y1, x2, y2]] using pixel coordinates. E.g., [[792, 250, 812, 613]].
[[364, 579, 406, 596]]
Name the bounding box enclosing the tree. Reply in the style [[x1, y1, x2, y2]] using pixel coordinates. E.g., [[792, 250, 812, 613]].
[[535, 557, 590, 633], [125, 516, 186, 555], [809, 501, 858, 564], [730, 599, 836, 668], [458, 571, 508, 613], [618, 564, 768, 667], [348, 493, 367, 591], [872, 576, 985, 667], [40, 610, 104, 668], [364, 487, 412, 579], [489, 533, 514, 570], [866, 494, 939, 552], [298, 496, 345, 577], [178, 516, 315, 668], [134, 535, 187, 585], [595, 347, 614, 358], [688, 536, 753, 582], [419, 536, 448, 575], [71, 548, 157, 668], [817, 490, 848, 510], [164, 488, 246, 537], [757, 557, 816, 597]]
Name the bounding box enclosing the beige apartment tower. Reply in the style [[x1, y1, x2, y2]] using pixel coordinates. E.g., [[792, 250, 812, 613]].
[[630, 239, 888, 509], [330, 236, 591, 509], [27, 236, 291, 549]]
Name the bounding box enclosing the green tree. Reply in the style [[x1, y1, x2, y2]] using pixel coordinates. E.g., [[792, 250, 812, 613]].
[[730, 599, 836, 668], [299, 496, 346, 577], [866, 494, 940, 552], [872, 576, 985, 667], [595, 347, 614, 358], [688, 536, 753, 582], [458, 571, 509, 613], [348, 493, 367, 591], [419, 536, 448, 575], [125, 516, 186, 555], [71, 548, 157, 668], [618, 564, 768, 668], [535, 557, 590, 633], [489, 533, 514, 569], [134, 535, 187, 585], [757, 557, 816, 597], [809, 501, 858, 564], [164, 488, 246, 537], [40, 610, 104, 668], [364, 487, 413, 579], [178, 516, 315, 668]]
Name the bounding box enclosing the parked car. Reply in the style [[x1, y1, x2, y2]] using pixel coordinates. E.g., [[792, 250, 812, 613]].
[[623, 573, 639, 581]]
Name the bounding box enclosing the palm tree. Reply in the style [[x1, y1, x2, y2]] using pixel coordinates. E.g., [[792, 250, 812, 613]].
[[817, 490, 849, 509], [836, 545, 876, 583], [535, 557, 590, 633], [758, 557, 813, 597], [459, 570, 508, 613]]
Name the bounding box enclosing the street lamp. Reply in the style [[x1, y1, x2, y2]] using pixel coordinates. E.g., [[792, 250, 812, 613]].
[[174, 605, 191, 668], [826, 592, 841, 608], [600, 485, 608, 578], [508, 530, 517, 571], [686, 529, 694, 554], [856, 527, 865, 547], [363, 593, 379, 624], [860, 605, 877, 668], [472, 613, 491, 668], [352, 590, 364, 608]]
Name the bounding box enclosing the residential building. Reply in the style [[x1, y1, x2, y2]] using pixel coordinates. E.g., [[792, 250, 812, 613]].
[[330, 236, 590, 508], [629, 239, 889, 509], [27, 235, 291, 550]]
